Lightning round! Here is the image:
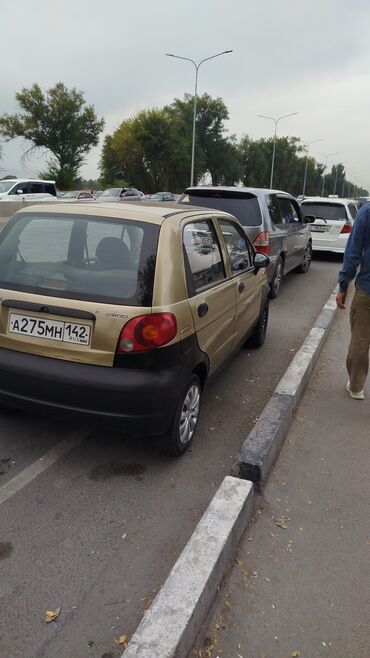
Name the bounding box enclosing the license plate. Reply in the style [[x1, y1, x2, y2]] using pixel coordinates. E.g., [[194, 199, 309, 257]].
[[310, 225, 328, 232], [8, 312, 91, 346]]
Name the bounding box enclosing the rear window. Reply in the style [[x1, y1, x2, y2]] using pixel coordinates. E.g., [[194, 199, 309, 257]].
[[301, 203, 348, 221], [178, 190, 262, 227], [0, 213, 159, 306]]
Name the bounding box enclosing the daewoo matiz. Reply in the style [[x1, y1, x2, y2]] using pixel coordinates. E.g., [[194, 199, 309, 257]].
[[0, 203, 270, 455]]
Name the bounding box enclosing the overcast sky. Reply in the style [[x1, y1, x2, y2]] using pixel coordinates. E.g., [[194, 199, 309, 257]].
[[1, 0, 369, 190]]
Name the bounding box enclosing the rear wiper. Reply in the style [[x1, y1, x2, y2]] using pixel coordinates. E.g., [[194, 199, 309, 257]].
[[316, 217, 327, 223]]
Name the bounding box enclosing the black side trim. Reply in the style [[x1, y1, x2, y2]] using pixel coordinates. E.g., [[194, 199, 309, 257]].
[[2, 299, 96, 321], [114, 333, 209, 373]]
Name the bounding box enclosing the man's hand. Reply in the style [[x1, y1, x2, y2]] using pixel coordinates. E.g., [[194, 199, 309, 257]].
[[336, 291, 347, 309]]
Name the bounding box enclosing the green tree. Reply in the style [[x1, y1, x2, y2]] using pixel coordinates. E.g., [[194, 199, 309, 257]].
[[0, 83, 104, 189], [100, 94, 242, 192]]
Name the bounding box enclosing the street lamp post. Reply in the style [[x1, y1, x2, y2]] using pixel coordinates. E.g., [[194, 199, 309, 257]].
[[318, 152, 338, 196], [301, 138, 324, 196], [257, 112, 299, 188], [165, 50, 233, 187]]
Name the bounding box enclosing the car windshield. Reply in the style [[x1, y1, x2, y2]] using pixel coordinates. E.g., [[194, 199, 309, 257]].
[[150, 194, 162, 200], [0, 181, 15, 193], [101, 188, 121, 197], [301, 203, 348, 221], [178, 190, 263, 227], [0, 213, 160, 306], [62, 191, 78, 198]]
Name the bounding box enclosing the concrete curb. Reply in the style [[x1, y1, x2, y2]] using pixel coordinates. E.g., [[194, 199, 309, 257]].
[[121, 476, 254, 658], [121, 286, 338, 658], [238, 286, 338, 484]]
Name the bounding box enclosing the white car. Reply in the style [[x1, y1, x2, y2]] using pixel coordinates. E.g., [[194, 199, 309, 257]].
[[300, 197, 358, 253], [0, 179, 57, 201]]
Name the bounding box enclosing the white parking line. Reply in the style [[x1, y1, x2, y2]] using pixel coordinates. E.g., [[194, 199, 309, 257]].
[[0, 427, 90, 506]]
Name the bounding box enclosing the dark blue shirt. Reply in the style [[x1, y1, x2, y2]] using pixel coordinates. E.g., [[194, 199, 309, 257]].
[[339, 203, 370, 294]]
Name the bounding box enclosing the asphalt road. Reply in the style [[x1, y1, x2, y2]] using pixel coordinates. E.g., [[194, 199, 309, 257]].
[[0, 254, 340, 658]]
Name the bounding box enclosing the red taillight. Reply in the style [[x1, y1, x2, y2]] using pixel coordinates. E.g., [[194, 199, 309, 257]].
[[340, 222, 352, 234], [116, 313, 177, 353], [253, 231, 270, 255]]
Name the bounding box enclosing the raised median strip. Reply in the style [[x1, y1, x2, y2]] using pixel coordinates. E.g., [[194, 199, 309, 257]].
[[122, 476, 254, 658], [237, 287, 338, 484]]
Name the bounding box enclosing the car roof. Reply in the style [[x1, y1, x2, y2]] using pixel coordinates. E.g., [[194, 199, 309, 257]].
[[17, 201, 234, 226], [300, 197, 351, 205], [2, 178, 55, 184], [184, 185, 293, 197]]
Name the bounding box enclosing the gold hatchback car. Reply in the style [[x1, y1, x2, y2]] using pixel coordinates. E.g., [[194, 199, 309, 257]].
[[0, 203, 270, 455]]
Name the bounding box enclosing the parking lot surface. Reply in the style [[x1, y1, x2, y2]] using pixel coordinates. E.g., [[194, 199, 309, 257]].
[[0, 255, 339, 658]]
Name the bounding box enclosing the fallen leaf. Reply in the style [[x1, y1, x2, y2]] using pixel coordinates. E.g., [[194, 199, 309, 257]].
[[291, 652, 301, 657], [115, 635, 127, 646], [298, 527, 304, 532], [236, 558, 244, 567], [121, 533, 127, 540], [275, 516, 289, 529], [367, 540, 370, 545], [45, 607, 61, 623]]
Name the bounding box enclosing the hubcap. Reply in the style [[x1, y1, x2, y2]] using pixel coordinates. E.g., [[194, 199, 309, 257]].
[[179, 385, 200, 445], [273, 262, 282, 292]]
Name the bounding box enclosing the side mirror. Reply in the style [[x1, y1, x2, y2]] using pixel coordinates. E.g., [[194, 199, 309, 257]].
[[16, 189, 24, 195], [303, 215, 316, 224], [254, 252, 270, 272]]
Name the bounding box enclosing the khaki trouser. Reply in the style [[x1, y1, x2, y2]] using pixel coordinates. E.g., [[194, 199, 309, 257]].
[[347, 286, 370, 392]]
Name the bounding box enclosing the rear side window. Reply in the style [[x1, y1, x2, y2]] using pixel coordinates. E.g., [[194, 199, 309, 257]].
[[218, 219, 253, 272], [43, 183, 57, 196], [300, 203, 348, 221], [0, 213, 159, 306], [266, 194, 282, 224], [348, 204, 358, 220], [277, 197, 301, 223], [178, 190, 263, 227], [183, 220, 225, 293]]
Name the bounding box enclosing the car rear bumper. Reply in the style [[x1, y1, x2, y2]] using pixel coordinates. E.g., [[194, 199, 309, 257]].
[[0, 347, 190, 435], [311, 234, 348, 253]]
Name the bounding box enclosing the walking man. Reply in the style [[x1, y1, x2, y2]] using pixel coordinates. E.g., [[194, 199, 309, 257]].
[[336, 203, 370, 399]]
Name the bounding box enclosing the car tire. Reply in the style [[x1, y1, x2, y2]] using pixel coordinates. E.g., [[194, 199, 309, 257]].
[[270, 256, 283, 299], [161, 375, 201, 457], [247, 299, 269, 348], [296, 242, 312, 273]]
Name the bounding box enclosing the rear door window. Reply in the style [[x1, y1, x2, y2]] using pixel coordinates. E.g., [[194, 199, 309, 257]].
[[217, 219, 253, 273], [266, 194, 282, 225], [183, 220, 225, 294], [178, 190, 263, 227], [277, 197, 301, 223], [0, 213, 159, 306]]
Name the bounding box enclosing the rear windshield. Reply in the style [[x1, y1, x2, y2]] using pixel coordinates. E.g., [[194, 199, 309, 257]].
[[0, 213, 159, 306], [178, 190, 262, 227], [301, 202, 348, 221]]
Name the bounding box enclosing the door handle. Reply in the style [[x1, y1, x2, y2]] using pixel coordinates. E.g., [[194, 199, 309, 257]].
[[197, 303, 208, 318], [238, 282, 245, 293]]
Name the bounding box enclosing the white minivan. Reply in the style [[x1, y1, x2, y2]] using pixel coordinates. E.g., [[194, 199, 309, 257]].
[[0, 179, 57, 201]]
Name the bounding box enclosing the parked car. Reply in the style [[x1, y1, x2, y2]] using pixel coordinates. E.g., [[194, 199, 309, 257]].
[[0, 179, 57, 200], [148, 192, 176, 202], [0, 202, 269, 455], [178, 187, 313, 298], [60, 191, 96, 200], [299, 197, 358, 254], [97, 187, 142, 202]]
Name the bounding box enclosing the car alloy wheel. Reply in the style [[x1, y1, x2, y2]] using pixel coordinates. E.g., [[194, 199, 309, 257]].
[[297, 243, 312, 273], [162, 375, 202, 456], [179, 383, 200, 446], [270, 257, 283, 299]]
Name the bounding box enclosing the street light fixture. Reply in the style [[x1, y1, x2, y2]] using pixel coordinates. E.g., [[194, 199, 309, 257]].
[[257, 112, 299, 188], [317, 152, 339, 197], [165, 49, 233, 187], [301, 139, 324, 196]]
